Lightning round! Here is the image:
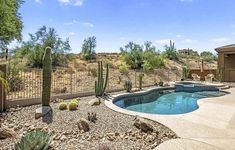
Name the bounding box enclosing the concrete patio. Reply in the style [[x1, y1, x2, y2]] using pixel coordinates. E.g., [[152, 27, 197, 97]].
[[105, 87, 235, 150]]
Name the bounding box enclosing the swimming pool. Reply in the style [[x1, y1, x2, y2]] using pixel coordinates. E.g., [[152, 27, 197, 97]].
[[113, 89, 227, 115]]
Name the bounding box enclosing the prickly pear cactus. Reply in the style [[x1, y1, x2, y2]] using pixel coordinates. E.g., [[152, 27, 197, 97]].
[[42, 47, 52, 106]]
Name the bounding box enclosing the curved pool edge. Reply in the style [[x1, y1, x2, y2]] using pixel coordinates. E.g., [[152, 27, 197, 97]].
[[104, 87, 235, 150]]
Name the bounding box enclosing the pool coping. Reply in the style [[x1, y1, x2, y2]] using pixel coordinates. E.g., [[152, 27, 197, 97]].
[[105, 86, 235, 150]]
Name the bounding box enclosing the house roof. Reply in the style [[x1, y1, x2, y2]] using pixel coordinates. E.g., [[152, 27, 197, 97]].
[[215, 44, 235, 52]]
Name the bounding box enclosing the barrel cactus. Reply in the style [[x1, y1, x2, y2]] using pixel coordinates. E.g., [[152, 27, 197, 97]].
[[124, 80, 132, 92], [95, 61, 109, 97], [42, 47, 52, 106], [15, 130, 51, 150]]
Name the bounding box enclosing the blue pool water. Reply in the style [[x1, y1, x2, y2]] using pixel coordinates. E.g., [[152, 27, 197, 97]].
[[114, 90, 226, 115]]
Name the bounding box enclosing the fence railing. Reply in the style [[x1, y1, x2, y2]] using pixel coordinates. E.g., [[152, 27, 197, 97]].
[[6, 67, 182, 101]]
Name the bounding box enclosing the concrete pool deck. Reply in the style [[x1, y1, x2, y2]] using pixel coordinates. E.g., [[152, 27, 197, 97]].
[[105, 87, 235, 150]]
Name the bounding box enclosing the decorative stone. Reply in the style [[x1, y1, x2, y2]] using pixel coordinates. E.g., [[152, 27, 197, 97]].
[[35, 106, 52, 119], [88, 98, 101, 106], [133, 116, 155, 133], [0, 126, 17, 139], [77, 118, 90, 132]]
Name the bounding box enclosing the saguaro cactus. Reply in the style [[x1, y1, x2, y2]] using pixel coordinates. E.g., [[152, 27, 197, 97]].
[[95, 61, 109, 97], [42, 47, 52, 106]]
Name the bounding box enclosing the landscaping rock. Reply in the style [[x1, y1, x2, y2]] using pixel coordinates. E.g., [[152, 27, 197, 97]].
[[133, 116, 155, 133], [78, 118, 90, 132], [88, 98, 101, 106], [0, 126, 16, 139], [35, 106, 52, 119]]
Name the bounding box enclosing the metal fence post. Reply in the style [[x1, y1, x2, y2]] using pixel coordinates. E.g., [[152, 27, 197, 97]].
[[0, 64, 7, 112]]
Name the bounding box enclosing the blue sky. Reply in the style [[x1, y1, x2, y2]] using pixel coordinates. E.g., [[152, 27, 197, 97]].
[[15, 0, 235, 53]]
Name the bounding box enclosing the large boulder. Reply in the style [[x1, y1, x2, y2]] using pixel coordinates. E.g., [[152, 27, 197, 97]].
[[0, 125, 17, 139], [88, 98, 101, 106], [78, 118, 90, 132], [133, 116, 155, 133], [35, 106, 52, 119]]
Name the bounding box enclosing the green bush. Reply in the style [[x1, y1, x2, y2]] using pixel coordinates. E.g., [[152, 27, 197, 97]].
[[200, 51, 217, 62], [119, 64, 129, 75]]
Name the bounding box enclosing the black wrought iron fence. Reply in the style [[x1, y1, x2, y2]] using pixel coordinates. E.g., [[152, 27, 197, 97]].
[[6, 67, 182, 101]]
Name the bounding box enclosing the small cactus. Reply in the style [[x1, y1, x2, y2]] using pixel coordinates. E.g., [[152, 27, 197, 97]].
[[71, 99, 79, 106], [138, 73, 144, 90], [59, 102, 67, 110], [124, 80, 132, 92], [69, 102, 78, 110], [42, 47, 52, 106]]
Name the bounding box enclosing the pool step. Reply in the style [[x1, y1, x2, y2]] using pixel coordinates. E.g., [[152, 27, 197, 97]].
[[219, 85, 230, 90]]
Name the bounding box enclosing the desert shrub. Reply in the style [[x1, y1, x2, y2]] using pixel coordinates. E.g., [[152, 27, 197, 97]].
[[120, 42, 144, 69], [200, 51, 217, 62], [7, 59, 24, 92], [143, 61, 152, 73], [124, 80, 132, 92], [59, 102, 67, 110], [121, 41, 164, 70], [69, 102, 78, 110], [88, 67, 97, 77], [119, 64, 129, 75]]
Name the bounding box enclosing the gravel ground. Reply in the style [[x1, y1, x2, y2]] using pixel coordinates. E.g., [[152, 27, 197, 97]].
[[0, 95, 178, 150]]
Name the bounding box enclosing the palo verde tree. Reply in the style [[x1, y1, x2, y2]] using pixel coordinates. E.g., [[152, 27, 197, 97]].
[[0, 0, 23, 57], [81, 36, 96, 61], [120, 42, 144, 69], [18, 26, 72, 68]]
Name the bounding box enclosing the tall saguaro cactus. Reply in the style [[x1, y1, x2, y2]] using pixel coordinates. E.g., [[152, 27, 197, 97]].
[[95, 61, 109, 97], [42, 47, 52, 106]]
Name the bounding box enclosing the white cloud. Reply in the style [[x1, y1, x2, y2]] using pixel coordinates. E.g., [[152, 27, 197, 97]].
[[74, 0, 84, 6], [176, 34, 185, 38], [180, 0, 193, 2], [69, 32, 75, 36], [58, 0, 84, 6], [211, 37, 231, 43], [155, 39, 172, 45], [35, 0, 42, 3], [64, 19, 78, 25], [81, 22, 94, 28], [181, 38, 196, 43], [64, 19, 94, 28]]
